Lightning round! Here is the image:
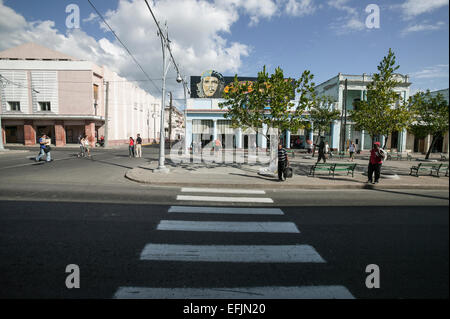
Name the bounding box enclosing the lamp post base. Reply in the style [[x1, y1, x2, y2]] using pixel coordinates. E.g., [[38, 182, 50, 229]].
[[154, 166, 170, 174]]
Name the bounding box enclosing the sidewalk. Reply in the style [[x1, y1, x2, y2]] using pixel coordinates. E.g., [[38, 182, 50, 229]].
[[125, 155, 449, 190]]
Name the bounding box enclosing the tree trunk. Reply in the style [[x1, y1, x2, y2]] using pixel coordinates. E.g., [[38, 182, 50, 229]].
[[425, 135, 437, 159]]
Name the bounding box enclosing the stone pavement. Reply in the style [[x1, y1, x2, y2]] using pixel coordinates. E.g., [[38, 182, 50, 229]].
[[125, 153, 449, 190]]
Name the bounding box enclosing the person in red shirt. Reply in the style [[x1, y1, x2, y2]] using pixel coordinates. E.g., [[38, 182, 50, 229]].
[[368, 141, 383, 184], [129, 137, 135, 158]]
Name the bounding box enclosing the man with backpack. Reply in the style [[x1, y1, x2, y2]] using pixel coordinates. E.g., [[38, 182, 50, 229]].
[[367, 141, 385, 184]]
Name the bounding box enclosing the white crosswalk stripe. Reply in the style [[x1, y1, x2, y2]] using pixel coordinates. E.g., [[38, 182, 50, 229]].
[[140, 243, 324, 262], [168, 206, 284, 215], [114, 285, 355, 299], [181, 187, 266, 195], [177, 195, 274, 203], [157, 220, 300, 233]]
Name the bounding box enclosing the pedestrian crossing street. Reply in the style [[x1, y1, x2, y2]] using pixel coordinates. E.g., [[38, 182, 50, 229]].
[[114, 187, 355, 299]]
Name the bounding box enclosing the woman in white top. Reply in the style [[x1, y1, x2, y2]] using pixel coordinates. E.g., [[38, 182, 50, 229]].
[[349, 141, 356, 161]]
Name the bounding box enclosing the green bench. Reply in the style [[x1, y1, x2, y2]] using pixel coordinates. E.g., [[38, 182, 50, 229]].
[[286, 149, 295, 158], [409, 163, 448, 177], [309, 163, 334, 177], [331, 163, 357, 178], [309, 163, 357, 178]]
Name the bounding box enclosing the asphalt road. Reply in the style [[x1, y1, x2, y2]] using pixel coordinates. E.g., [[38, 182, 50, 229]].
[[0, 146, 448, 300]]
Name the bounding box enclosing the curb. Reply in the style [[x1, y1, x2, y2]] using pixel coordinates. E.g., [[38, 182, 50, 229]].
[[124, 171, 449, 191]]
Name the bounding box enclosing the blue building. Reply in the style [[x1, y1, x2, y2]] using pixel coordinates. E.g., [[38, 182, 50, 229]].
[[185, 71, 413, 153]]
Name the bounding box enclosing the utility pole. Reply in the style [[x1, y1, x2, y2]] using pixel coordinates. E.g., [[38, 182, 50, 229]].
[[155, 22, 171, 173], [104, 81, 109, 148], [168, 92, 173, 149], [0, 78, 4, 150]]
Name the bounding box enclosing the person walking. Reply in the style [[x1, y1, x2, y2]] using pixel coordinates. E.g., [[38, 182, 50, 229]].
[[128, 137, 135, 158], [367, 142, 384, 184], [316, 136, 327, 163], [84, 135, 91, 158], [35, 134, 47, 162], [44, 135, 52, 162], [277, 143, 289, 182], [78, 136, 85, 157], [349, 141, 356, 162], [136, 134, 143, 158]]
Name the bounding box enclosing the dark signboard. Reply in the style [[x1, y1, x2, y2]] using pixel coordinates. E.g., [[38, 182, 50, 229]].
[[190, 70, 257, 98]]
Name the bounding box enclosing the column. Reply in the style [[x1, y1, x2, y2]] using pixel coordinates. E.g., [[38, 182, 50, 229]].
[[398, 129, 407, 152], [24, 120, 36, 146], [261, 124, 267, 149], [213, 119, 217, 141], [55, 121, 66, 147], [85, 121, 96, 147], [186, 120, 192, 150], [308, 122, 313, 141], [360, 130, 365, 151], [286, 130, 291, 149], [331, 121, 341, 150], [236, 128, 242, 149]]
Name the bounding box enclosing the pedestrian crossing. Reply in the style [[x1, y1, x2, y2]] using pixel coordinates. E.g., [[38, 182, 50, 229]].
[[114, 187, 355, 299]]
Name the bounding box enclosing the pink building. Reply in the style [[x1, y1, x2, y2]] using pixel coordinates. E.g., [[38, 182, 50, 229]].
[[0, 43, 161, 147]]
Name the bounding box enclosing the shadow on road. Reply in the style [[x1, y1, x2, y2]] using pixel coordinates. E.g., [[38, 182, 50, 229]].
[[369, 188, 449, 201]]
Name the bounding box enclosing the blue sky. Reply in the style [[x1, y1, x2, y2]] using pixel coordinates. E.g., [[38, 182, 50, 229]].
[[1, 0, 448, 104]]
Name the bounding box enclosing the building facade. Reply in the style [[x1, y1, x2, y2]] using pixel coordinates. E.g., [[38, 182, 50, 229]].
[[165, 105, 185, 142], [410, 88, 449, 154], [314, 73, 412, 152], [0, 43, 161, 147]]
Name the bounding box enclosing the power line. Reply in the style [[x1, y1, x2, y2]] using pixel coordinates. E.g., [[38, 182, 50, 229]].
[[143, 0, 190, 96], [87, 0, 162, 95]]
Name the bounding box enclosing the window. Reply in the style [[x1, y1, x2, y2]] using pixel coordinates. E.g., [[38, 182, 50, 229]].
[[39, 102, 51, 111], [93, 84, 99, 101], [7, 101, 20, 111]]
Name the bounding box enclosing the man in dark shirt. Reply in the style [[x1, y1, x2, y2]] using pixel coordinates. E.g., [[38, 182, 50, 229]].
[[277, 143, 289, 181], [316, 136, 327, 163], [136, 134, 143, 158]]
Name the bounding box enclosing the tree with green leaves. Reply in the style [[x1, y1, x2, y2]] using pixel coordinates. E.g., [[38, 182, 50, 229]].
[[409, 90, 449, 159], [308, 95, 341, 156], [350, 48, 414, 150], [219, 66, 317, 170]]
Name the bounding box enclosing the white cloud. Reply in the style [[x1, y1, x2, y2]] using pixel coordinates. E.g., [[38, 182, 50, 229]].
[[285, 0, 317, 17], [410, 64, 449, 79], [0, 0, 253, 104], [82, 13, 98, 23], [400, 0, 449, 20], [401, 21, 446, 36], [215, 0, 279, 26], [327, 0, 365, 34]]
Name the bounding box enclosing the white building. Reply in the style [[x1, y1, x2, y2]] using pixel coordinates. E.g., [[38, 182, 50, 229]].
[[0, 43, 161, 147], [314, 73, 412, 152]]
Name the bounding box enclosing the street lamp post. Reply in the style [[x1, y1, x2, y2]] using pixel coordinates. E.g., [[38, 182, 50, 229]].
[[155, 22, 172, 173], [0, 76, 6, 150]]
